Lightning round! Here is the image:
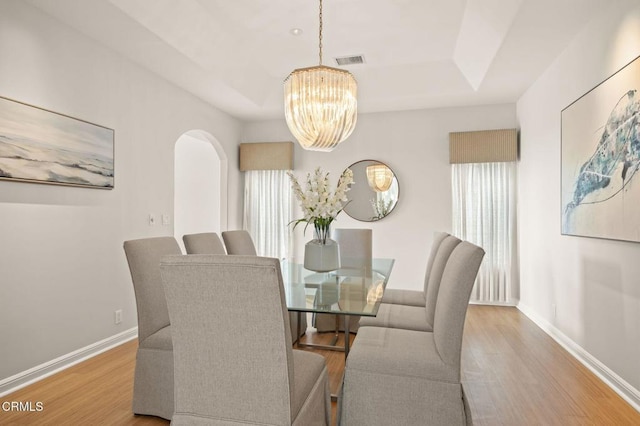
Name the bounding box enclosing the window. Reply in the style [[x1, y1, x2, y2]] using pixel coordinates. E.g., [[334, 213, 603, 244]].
[[243, 170, 293, 259], [452, 162, 517, 303], [449, 129, 518, 304]]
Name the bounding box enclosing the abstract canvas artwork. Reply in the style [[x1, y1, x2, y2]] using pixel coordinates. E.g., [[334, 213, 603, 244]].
[[561, 56, 640, 242], [0, 96, 114, 189]]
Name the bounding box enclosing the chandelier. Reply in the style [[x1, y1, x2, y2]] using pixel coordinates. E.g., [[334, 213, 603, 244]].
[[366, 163, 394, 192], [284, 0, 357, 152]]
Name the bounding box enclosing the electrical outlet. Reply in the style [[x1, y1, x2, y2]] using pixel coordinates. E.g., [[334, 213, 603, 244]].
[[162, 214, 170, 226], [148, 214, 156, 226], [115, 309, 123, 325], [552, 303, 557, 319]]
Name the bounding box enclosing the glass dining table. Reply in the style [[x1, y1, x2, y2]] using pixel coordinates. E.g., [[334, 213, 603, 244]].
[[280, 258, 395, 358]]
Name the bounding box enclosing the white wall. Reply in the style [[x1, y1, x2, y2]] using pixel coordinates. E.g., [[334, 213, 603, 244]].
[[174, 134, 222, 251], [243, 104, 517, 289], [517, 0, 640, 404], [0, 1, 243, 383]]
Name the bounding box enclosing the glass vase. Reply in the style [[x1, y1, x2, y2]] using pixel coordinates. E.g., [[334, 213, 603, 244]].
[[304, 222, 340, 272]]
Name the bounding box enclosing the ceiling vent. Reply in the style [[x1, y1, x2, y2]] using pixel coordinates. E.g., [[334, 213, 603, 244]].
[[335, 55, 365, 66]]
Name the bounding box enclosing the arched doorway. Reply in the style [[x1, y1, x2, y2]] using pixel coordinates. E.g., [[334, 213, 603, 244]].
[[174, 130, 228, 251]]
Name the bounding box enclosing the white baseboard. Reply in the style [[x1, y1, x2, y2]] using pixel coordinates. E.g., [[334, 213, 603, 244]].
[[470, 299, 518, 307], [517, 303, 640, 412], [0, 327, 138, 397]]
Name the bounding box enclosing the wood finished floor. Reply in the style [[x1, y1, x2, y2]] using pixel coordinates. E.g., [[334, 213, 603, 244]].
[[1, 306, 638, 425]]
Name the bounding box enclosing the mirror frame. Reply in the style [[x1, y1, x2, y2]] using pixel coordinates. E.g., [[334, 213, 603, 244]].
[[342, 159, 400, 222]]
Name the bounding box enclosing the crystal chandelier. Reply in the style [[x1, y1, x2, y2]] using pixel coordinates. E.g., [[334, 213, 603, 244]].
[[366, 163, 394, 192], [284, 0, 357, 152]]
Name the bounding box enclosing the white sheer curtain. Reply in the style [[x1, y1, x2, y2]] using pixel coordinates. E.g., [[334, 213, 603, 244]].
[[452, 162, 518, 304], [243, 170, 293, 260]]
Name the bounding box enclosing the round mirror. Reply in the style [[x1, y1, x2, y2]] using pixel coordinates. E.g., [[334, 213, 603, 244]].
[[343, 160, 399, 222]]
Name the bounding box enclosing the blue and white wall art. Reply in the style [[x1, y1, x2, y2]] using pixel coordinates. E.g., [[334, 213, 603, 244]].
[[0, 96, 114, 189], [562, 55, 640, 242]]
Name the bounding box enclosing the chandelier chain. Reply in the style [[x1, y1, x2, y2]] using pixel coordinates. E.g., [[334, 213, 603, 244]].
[[318, 0, 323, 65]]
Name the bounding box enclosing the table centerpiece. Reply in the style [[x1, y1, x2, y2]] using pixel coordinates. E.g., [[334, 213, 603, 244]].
[[287, 167, 353, 272]]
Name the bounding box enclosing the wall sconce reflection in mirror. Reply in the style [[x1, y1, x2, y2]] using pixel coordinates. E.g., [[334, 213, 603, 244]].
[[343, 160, 399, 222]]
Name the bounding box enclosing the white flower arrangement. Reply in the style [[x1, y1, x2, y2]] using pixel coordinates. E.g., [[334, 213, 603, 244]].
[[287, 167, 354, 243], [371, 198, 393, 220]]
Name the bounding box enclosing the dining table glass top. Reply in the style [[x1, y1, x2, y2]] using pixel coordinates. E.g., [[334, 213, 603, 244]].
[[281, 258, 395, 317]]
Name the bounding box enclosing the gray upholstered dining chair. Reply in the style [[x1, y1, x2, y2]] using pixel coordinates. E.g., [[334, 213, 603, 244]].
[[340, 241, 485, 425], [123, 236, 180, 420], [381, 231, 449, 307], [314, 228, 372, 334], [221, 229, 307, 343], [182, 232, 226, 255], [358, 234, 461, 332], [160, 255, 331, 425], [221, 230, 257, 255]]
